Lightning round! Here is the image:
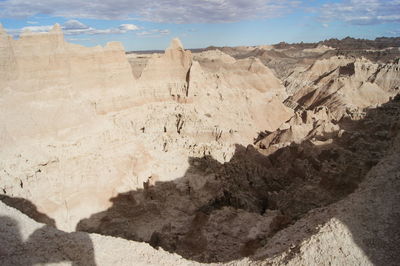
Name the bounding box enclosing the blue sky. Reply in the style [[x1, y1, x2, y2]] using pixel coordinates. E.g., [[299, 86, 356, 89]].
[[0, 0, 399, 51]]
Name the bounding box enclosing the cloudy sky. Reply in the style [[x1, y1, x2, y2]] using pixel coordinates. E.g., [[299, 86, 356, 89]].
[[0, 0, 399, 50]]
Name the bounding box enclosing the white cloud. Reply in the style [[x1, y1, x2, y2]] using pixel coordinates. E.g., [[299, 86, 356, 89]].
[[67, 37, 91, 41], [63, 20, 139, 35], [4, 25, 49, 36], [322, 23, 329, 28], [137, 29, 170, 37], [158, 29, 170, 35], [320, 0, 400, 25], [64, 19, 89, 30], [22, 25, 53, 32], [119, 24, 139, 31], [4, 20, 140, 37], [387, 29, 400, 36], [0, 0, 301, 23], [27, 21, 38, 24]]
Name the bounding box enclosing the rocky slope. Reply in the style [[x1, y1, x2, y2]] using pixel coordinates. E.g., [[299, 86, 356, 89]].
[[76, 95, 400, 263], [1, 25, 399, 265], [203, 37, 400, 80], [0, 26, 292, 232], [1, 94, 399, 266], [284, 56, 400, 119]]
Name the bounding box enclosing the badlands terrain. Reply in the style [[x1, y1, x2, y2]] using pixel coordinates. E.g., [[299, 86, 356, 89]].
[[1, 24, 400, 265]]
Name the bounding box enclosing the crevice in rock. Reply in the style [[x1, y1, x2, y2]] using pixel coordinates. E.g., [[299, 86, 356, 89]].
[[75, 96, 400, 263], [185, 62, 192, 97]]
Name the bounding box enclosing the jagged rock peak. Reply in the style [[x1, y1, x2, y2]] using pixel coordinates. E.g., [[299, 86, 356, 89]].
[[20, 28, 33, 37], [168, 38, 184, 50], [0, 23, 7, 35], [50, 23, 62, 34]]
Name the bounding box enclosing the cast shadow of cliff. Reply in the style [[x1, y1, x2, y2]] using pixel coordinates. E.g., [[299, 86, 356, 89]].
[[0, 199, 96, 265], [0, 195, 56, 226], [76, 95, 400, 264]]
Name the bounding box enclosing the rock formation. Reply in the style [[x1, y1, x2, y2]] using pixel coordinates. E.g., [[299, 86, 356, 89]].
[[137, 38, 192, 99], [1, 24, 399, 265], [284, 56, 400, 119], [0, 25, 292, 232]]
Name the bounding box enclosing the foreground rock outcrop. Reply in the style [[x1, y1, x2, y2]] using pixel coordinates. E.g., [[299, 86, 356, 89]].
[[1, 96, 399, 265], [76, 95, 400, 263]]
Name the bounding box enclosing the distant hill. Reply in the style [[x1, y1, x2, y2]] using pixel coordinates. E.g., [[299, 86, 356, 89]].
[[127, 37, 400, 55]]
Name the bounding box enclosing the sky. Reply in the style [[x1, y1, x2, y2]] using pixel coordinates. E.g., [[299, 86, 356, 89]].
[[0, 0, 399, 51]]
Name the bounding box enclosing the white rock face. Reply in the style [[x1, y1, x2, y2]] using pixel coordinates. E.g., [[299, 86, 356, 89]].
[[0, 25, 292, 231], [284, 56, 400, 119], [0, 24, 136, 139]]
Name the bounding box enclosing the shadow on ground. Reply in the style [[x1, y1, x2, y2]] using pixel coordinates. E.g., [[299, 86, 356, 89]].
[[74, 96, 400, 263], [0, 202, 96, 265], [1, 96, 399, 264], [0, 195, 56, 226]]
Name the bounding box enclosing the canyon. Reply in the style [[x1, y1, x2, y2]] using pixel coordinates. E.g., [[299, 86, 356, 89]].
[[1, 24, 399, 265]]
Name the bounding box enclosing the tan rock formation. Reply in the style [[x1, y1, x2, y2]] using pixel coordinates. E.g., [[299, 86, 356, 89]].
[[1, 24, 134, 94], [137, 38, 192, 99], [258, 106, 339, 153], [194, 50, 286, 98], [0, 26, 292, 231], [0, 24, 136, 141], [284, 56, 400, 119], [2, 96, 399, 265], [1, 24, 400, 265]]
